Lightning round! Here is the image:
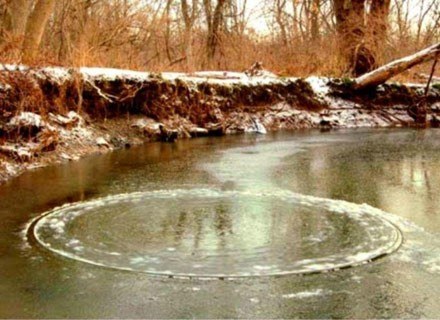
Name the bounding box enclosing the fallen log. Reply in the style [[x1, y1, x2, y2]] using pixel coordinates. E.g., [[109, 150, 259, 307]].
[[354, 42, 440, 90]]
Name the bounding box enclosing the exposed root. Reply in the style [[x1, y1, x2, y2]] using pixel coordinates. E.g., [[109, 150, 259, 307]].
[[0, 66, 440, 184]]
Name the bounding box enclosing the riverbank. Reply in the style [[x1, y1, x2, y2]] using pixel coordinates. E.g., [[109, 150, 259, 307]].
[[1, 65, 440, 183]]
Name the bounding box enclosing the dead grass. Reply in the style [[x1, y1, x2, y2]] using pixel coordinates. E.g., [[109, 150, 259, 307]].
[[0, 69, 48, 115], [0, 20, 438, 84]]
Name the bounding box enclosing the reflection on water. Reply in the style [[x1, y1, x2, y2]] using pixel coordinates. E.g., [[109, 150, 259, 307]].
[[278, 130, 440, 231], [32, 189, 401, 277], [0, 129, 440, 318]]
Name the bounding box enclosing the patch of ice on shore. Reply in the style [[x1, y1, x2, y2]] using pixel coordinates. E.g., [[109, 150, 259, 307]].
[[8, 112, 45, 128], [282, 289, 331, 299], [80, 67, 151, 81], [306, 76, 330, 96]]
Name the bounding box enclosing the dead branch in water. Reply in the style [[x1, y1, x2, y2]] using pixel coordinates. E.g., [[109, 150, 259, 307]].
[[424, 58, 439, 96], [354, 42, 440, 90], [407, 56, 438, 125]]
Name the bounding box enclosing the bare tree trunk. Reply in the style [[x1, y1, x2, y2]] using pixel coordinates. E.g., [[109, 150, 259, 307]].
[[368, 0, 391, 63], [333, 0, 376, 76], [5, 0, 33, 37], [54, 0, 73, 62], [310, 0, 320, 42], [354, 42, 440, 90], [1, 0, 32, 57], [226, 0, 247, 36], [274, 0, 288, 45], [181, 0, 198, 71], [394, 0, 409, 42], [204, 0, 226, 65], [291, 0, 299, 37], [22, 0, 56, 64], [164, 0, 173, 63], [22, 0, 55, 63]]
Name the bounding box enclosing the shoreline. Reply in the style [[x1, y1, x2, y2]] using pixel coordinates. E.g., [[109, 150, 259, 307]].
[[1, 66, 440, 184]]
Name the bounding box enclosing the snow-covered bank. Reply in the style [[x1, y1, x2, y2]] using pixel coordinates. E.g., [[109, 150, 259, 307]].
[[1, 66, 440, 183]]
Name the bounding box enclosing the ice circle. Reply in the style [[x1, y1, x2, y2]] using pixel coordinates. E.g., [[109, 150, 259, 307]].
[[29, 189, 402, 278]]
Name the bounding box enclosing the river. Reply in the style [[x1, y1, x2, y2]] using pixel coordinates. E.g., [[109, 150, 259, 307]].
[[1, 128, 439, 318]]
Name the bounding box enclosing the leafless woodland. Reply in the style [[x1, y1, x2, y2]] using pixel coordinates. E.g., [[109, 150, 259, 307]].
[[0, 0, 439, 79]]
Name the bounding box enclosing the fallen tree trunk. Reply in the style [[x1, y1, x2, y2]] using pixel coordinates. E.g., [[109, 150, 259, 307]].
[[354, 42, 440, 90]]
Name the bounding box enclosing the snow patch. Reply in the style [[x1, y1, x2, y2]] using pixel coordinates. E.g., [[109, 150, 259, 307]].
[[81, 67, 151, 81], [8, 112, 45, 128], [306, 76, 330, 96], [282, 289, 330, 299]]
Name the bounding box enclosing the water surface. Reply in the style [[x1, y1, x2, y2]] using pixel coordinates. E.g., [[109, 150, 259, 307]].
[[1, 129, 440, 318]]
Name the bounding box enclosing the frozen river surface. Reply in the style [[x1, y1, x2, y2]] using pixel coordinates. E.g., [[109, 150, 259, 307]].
[[1, 129, 440, 318]]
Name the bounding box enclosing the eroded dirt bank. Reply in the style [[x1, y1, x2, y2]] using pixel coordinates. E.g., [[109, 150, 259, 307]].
[[1, 66, 440, 183]]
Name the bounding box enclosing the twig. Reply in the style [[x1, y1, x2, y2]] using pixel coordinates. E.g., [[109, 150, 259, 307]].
[[168, 56, 187, 67], [85, 79, 117, 103], [118, 84, 147, 103]]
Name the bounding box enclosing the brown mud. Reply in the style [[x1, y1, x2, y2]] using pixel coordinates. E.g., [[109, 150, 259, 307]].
[[1, 66, 440, 183]]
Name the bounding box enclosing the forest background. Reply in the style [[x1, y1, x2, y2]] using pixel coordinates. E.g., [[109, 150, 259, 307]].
[[0, 0, 439, 80]]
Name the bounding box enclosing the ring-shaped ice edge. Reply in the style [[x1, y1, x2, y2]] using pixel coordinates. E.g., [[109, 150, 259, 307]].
[[27, 188, 403, 280]]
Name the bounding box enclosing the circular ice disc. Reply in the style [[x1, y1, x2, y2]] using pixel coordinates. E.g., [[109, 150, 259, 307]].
[[31, 189, 402, 278]]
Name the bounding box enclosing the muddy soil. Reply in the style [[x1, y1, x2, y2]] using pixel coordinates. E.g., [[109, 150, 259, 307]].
[[1, 66, 439, 183]]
